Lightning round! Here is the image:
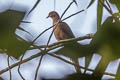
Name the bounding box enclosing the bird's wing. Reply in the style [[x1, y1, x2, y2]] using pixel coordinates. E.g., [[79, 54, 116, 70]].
[[59, 22, 75, 38]]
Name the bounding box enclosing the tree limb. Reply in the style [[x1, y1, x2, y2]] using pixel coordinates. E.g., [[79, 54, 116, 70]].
[[30, 34, 94, 50], [0, 33, 116, 77]]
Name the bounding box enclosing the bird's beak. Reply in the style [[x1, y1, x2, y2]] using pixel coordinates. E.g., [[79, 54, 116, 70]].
[[46, 15, 49, 18]]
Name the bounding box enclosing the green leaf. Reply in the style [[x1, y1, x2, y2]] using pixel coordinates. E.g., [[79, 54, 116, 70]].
[[0, 10, 30, 58], [90, 17, 120, 78], [90, 16, 120, 60], [97, 0, 104, 29], [27, 0, 41, 15], [87, 0, 95, 9]]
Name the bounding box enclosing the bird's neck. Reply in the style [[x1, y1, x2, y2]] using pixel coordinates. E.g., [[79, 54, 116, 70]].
[[53, 17, 61, 24]]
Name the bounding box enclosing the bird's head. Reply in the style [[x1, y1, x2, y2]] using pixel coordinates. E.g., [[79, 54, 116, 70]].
[[47, 11, 60, 20]]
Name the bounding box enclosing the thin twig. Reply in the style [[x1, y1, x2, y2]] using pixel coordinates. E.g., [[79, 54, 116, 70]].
[[33, 25, 55, 44], [105, 0, 113, 14], [47, 54, 116, 77], [60, 1, 74, 19], [18, 54, 25, 80], [35, 22, 60, 79], [0, 52, 41, 75], [44, 21, 61, 51], [34, 55, 44, 80], [99, 0, 113, 16], [34, 47, 44, 80], [21, 20, 32, 23], [44, 28, 54, 50], [7, 56, 12, 80], [62, 9, 85, 21], [27, 0, 41, 16]]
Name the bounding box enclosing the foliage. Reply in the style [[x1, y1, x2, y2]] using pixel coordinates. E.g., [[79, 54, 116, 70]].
[[0, 0, 120, 80], [0, 10, 31, 58]]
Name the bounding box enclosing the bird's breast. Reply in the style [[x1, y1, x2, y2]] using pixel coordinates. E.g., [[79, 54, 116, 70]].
[[53, 25, 63, 41], [53, 24, 72, 41]]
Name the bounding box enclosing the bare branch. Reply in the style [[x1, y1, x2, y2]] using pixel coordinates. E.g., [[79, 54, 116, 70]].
[[0, 52, 41, 75], [34, 55, 44, 80], [60, 1, 74, 19], [7, 56, 12, 80], [105, 0, 112, 13], [44, 27, 55, 50], [62, 9, 85, 21], [0, 49, 116, 77], [47, 54, 116, 77], [30, 34, 94, 50], [0, 34, 93, 76], [27, 0, 41, 15], [99, 0, 113, 16], [87, 0, 95, 9], [21, 20, 32, 23], [18, 54, 25, 80]]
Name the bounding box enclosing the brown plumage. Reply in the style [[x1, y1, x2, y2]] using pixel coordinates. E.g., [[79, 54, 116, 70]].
[[47, 11, 81, 73], [47, 11, 75, 40]]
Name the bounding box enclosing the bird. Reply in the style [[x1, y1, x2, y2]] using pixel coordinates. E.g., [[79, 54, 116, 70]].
[[47, 11, 75, 41], [47, 11, 90, 73]]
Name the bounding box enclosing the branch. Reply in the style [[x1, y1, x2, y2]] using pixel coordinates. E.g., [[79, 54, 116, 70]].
[[27, 0, 41, 15], [0, 36, 89, 75], [1, 40, 115, 77], [0, 46, 116, 77], [60, 1, 74, 19], [18, 54, 25, 80], [105, 0, 112, 13], [0, 52, 42, 75], [30, 34, 94, 49], [0, 51, 89, 75], [34, 55, 44, 80], [99, 0, 113, 16], [62, 9, 85, 21], [0, 33, 93, 75], [7, 56, 12, 80], [47, 54, 116, 77]]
